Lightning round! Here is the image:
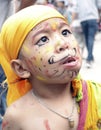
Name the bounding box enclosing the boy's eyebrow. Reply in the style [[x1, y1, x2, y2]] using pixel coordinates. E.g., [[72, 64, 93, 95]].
[[31, 21, 69, 37], [31, 26, 47, 37], [58, 21, 69, 28]]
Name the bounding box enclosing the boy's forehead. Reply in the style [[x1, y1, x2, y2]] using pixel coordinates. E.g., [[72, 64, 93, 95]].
[[41, 18, 67, 26], [32, 18, 68, 31]]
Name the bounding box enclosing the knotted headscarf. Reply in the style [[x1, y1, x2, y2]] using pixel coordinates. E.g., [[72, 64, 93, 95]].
[[0, 5, 66, 106]]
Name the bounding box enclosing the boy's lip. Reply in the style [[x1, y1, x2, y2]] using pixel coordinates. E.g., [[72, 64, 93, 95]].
[[59, 56, 79, 68]]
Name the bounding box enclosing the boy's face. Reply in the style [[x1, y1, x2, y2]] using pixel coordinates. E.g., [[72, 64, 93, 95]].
[[20, 18, 82, 84]]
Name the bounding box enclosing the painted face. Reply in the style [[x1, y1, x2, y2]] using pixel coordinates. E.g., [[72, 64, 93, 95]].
[[20, 18, 82, 84]]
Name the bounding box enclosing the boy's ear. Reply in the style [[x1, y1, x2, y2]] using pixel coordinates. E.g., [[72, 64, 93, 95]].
[[10, 59, 31, 78]]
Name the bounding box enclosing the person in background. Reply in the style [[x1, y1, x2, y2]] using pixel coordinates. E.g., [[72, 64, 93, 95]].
[[55, 0, 85, 56], [0, 0, 14, 30], [55, 0, 67, 15], [35, 0, 55, 8], [98, 9, 101, 31], [55, 0, 72, 25], [72, 0, 101, 68], [71, 18, 85, 56], [69, 0, 85, 56], [0, 5, 101, 130], [44, 0, 55, 7], [0, 0, 14, 129], [14, 0, 37, 12]]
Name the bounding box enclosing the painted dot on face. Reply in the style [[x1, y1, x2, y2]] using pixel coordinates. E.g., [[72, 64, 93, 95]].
[[39, 68, 41, 71], [31, 56, 36, 61], [45, 70, 52, 78], [43, 65, 46, 67]]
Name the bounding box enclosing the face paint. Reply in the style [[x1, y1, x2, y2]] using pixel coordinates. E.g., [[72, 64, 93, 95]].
[[32, 54, 42, 68], [30, 48, 45, 68], [2, 121, 9, 129], [49, 19, 58, 31], [45, 46, 54, 53], [21, 18, 82, 83], [21, 44, 31, 56], [36, 75, 47, 81], [44, 120, 51, 130]]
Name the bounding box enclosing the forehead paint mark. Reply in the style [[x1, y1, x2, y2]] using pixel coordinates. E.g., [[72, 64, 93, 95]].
[[49, 19, 58, 31], [36, 76, 47, 81], [45, 19, 58, 31], [44, 120, 51, 130]]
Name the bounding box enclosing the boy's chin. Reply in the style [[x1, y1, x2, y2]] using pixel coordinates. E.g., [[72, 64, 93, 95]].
[[45, 76, 79, 84]]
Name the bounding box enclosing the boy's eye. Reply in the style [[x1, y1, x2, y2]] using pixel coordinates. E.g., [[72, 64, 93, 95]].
[[62, 29, 71, 36], [41, 36, 48, 42], [37, 36, 49, 46]]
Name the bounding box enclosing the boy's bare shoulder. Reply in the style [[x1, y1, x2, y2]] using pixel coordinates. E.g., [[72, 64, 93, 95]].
[[6, 90, 34, 109], [2, 103, 20, 130], [2, 90, 35, 130], [2, 102, 21, 130]]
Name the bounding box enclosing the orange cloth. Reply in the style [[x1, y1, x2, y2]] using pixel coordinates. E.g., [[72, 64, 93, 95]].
[[0, 5, 66, 106]]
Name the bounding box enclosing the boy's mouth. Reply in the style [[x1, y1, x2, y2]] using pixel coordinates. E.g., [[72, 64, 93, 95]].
[[61, 56, 76, 64], [48, 48, 77, 65], [48, 55, 77, 65]]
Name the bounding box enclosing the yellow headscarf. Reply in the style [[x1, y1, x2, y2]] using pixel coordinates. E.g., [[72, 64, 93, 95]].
[[0, 5, 66, 106]]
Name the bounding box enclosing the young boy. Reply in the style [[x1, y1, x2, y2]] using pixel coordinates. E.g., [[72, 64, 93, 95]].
[[0, 5, 101, 130]]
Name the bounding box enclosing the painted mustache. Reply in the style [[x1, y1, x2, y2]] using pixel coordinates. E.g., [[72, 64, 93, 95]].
[[48, 48, 76, 64]]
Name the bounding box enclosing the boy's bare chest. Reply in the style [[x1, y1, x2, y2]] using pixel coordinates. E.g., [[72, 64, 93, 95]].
[[16, 105, 79, 130]]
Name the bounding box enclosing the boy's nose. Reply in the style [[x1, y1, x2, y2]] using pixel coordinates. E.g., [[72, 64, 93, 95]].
[[55, 41, 69, 53]]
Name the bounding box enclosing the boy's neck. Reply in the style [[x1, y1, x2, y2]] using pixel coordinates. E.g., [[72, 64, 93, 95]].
[[31, 80, 72, 100]]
